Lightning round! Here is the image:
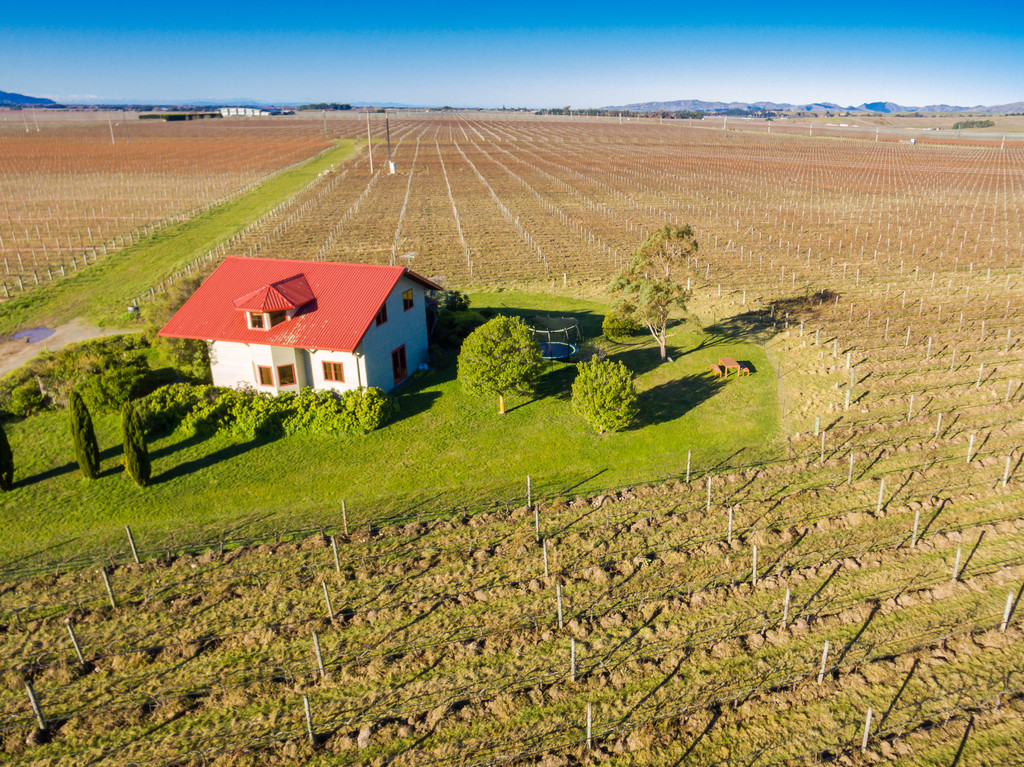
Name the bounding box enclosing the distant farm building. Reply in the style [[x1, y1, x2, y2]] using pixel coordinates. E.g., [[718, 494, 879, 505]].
[[159, 257, 441, 394], [219, 107, 272, 117]]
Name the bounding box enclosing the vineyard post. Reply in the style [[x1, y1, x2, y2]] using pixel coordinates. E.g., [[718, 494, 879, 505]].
[[342, 500, 349, 537], [727, 506, 733, 544], [926, 337, 931, 360], [850, 367, 855, 389], [312, 631, 325, 678], [570, 638, 576, 682], [782, 588, 791, 628], [976, 364, 984, 388], [817, 640, 830, 684], [331, 535, 341, 573], [846, 351, 851, 369], [24, 681, 46, 731], [706, 475, 711, 512], [1000, 591, 1015, 632], [967, 434, 975, 463], [1004, 455, 1013, 487], [1006, 328, 1012, 353], [845, 388, 851, 411], [1006, 380, 1014, 403], [848, 452, 854, 485], [911, 508, 921, 548], [125, 525, 140, 564], [833, 339, 838, 358], [905, 326, 911, 347], [528, 475, 532, 514], [907, 395, 914, 421], [877, 478, 885, 514], [861, 707, 873, 752], [935, 413, 943, 439], [303, 694, 316, 745], [686, 450, 691, 483], [100, 568, 116, 609], [65, 619, 85, 667], [321, 580, 335, 622], [952, 545, 962, 582], [543, 539, 549, 578], [556, 584, 564, 630], [751, 545, 758, 585], [586, 702, 593, 750]]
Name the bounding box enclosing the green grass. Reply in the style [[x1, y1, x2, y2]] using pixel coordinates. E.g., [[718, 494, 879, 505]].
[[0, 140, 359, 334], [0, 291, 780, 561]]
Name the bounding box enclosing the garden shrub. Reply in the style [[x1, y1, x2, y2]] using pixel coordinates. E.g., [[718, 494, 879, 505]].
[[140, 383, 396, 440], [7, 381, 46, 417], [571, 355, 639, 434], [77, 354, 149, 412], [602, 311, 642, 340], [433, 309, 486, 349], [435, 290, 471, 312]]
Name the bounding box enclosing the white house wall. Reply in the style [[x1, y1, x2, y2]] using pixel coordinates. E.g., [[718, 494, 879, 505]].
[[357, 276, 429, 392], [306, 349, 363, 393], [210, 341, 305, 393]]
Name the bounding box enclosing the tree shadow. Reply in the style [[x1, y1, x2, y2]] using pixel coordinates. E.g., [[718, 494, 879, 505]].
[[634, 373, 726, 428], [152, 439, 263, 485], [705, 289, 841, 343]]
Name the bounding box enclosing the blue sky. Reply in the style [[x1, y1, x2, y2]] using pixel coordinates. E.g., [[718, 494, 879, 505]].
[[3, 1, 1023, 107]]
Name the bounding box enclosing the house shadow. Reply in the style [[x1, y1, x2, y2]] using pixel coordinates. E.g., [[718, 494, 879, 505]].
[[635, 373, 726, 427]]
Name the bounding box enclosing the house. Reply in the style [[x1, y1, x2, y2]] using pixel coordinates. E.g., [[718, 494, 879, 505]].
[[158, 257, 442, 394]]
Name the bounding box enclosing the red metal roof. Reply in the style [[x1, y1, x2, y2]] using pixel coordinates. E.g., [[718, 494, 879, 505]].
[[158, 257, 442, 353], [232, 274, 315, 312]]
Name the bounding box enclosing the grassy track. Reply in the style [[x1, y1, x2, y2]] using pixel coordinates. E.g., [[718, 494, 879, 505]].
[[0, 139, 359, 334], [0, 291, 780, 560]]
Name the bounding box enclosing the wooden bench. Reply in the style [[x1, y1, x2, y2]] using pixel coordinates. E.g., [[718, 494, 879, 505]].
[[737, 363, 751, 376], [710, 364, 723, 378]]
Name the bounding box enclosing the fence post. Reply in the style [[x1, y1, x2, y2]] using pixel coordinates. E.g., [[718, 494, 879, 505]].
[[911, 508, 921, 548], [100, 567, 116, 609], [342, 500, 349, 537], [876, 478, 885, 514], [321, 580, 335, 622], [543, 539, 549, 578], [1001, 591, 1015, 632], [24, 681, 46, 731], [125, 525, 140, 564], [685, 450, 691, 483], [570, 638, 576, 683], [782, 588, 791, 628], [861, 707, 872, 752], [331, 535, 341, 573], [66, 619, 85, 666], [303, 694, 316, 745], [817, 640, 830, 684], [751, 545, 758, 585], [556, 584, 564, 630], [952, 545, 962, 582], [312, 631, 325, 678], [586, 701, 593, 750]]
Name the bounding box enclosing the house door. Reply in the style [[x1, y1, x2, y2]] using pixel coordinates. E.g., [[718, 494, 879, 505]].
[[391, 345, 408, 384]]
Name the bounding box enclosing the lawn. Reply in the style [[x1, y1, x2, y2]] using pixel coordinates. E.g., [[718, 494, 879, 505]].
[[0, 139, 360, 334], [0, 291, 780, 563]]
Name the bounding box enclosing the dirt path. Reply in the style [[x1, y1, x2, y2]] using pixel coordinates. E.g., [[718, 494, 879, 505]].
[[0, 319, 134, 377]]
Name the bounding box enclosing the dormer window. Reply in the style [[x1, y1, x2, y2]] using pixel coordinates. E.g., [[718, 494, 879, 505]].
[[268, 310, 287, 327], [249, 312, 265, 329]]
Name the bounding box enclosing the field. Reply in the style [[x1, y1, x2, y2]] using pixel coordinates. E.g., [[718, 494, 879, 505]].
[[2, 112, 1024, 764]]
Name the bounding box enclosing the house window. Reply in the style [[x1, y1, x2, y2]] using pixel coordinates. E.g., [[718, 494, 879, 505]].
[[249, 312, 265, 329], [402, 289, 414, 311], [391, 345, 408, 384], [256, 366, 274, 386], [277, 364, 296, 386], [268, 310, 287, 327], [323, 361, 344, 382], [375, 303, 388, 326]]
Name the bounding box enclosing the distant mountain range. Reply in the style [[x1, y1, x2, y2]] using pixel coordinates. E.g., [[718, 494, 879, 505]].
[[604, 99, 1024, 114], [0, 90, 57, 106]]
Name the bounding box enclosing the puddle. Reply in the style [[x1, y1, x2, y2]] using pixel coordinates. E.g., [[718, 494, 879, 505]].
[[5, 327, 55, 343]]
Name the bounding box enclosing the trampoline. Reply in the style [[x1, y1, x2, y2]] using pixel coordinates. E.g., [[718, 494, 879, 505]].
[[539, 341, 579, 361], [528, 315, 582, 361]]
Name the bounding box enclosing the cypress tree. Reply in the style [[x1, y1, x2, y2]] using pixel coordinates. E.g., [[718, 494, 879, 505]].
[[0, 420, 13, 491], [121, 400, 150, 487], [69, 388, 100, 479]]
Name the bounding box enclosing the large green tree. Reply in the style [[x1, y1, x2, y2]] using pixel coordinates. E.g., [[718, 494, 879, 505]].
[[610, 223, 698, 361], [458, 315, 542, 414], [571, 356, 639, 434], [0, 421, 13, 491], [69, 388, 101, 479], [121, 400, 151, 487]]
